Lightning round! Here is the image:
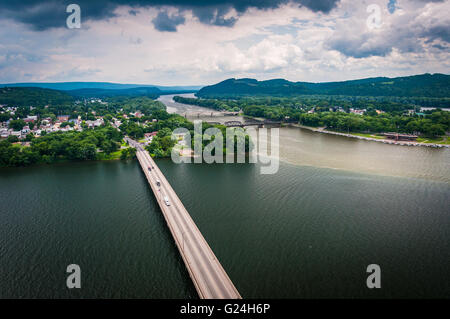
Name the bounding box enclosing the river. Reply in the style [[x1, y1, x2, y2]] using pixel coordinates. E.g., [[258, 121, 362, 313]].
[[0, 95, 449, 298]]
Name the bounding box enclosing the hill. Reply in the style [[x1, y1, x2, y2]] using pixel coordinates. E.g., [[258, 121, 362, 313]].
[[197, 74, 450, 98], [67, 87, 162, 98], [0, 87, 73, 107], [0, 82, 202, 92]]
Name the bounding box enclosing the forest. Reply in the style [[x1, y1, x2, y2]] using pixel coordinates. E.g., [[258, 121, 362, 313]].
[[0, 126, 127, 167]]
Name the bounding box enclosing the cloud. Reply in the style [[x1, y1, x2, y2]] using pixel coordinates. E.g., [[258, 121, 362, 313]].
[[0, 1, 448, 85], [326, 0, 450, 58], [191, 6, 237, 27], [0, 0, 341, 31], [152, 10, 185, 31]]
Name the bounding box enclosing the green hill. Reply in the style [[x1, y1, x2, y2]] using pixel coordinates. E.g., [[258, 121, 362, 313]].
[[0, 82, 202, 92], [197, 74, 450, 98], [67, 87, 162, 98], [0, 87, 73, 107]]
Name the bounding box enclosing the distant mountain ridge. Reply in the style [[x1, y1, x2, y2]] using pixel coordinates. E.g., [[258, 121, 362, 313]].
[[67, 87, 162, 98], [197, 74, 450, 98], [0, 82, 202, 92]]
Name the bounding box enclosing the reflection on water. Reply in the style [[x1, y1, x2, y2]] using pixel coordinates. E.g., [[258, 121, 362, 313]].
[[159, 94, 450, 183]]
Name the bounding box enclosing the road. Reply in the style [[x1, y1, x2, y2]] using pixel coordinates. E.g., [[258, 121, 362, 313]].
[[125, 137, 241, 299]]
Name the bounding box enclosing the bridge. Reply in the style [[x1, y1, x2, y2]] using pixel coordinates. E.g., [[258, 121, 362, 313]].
[[183, 111, 240, 118], [125, 137, 241, 299], [224, 119, 282, 128]]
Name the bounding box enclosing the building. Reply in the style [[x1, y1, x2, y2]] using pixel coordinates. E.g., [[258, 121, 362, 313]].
[[10, 131, 22, 139], [145, 131, 158, 138], [350, 108, 366, 115], [0, 128, 9, 139], [132, 111, 143, 118], [57, 115, 70, 122], [383, 133, 418, 141], [22, 126, 30, 134], [24, 115, 38, 123]]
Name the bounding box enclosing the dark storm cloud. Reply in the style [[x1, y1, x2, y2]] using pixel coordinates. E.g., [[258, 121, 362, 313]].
[[424, 25, 450, 43], [0, 0, 341, 31], [191, 5, 237, 27], [152, 10, 185, 31]]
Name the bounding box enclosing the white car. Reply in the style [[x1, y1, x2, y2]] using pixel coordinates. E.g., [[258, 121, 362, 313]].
[[163, 196, 170, 206]]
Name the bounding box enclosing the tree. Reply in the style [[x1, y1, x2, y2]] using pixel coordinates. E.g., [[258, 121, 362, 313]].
[[6, 135, 19, 143], [25, 133, 35, 142], [120, 147, 136, 160], [0, 113, 10, 122], [9, 119, 26, 131], [426, 124, 446, 138]]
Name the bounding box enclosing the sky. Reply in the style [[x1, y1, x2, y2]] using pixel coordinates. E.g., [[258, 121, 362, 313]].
[[0, 0, 449, 85]]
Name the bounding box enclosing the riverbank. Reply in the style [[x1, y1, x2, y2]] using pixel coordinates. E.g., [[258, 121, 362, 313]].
[[291, 124, 450, 148]]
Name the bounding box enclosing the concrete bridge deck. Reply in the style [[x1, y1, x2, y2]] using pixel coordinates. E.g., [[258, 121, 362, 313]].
[[125, 137, 241, 299]]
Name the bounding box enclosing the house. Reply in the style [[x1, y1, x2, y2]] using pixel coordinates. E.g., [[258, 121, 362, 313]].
[[22, 126, 30, 134], [11, 131, 22, 138], [350, 108, 366, 115], [132, 111, 143, 118], [144, 131, 158, 138], [57, 115, 70, 122], [24, 115, 38, 123], [41, 117, 52, 125], [0, 128, 9, 139], [85, 118, 104, 128]]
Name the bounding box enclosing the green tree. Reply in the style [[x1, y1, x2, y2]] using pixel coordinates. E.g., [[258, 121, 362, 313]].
[[9, 119, 26, 131]]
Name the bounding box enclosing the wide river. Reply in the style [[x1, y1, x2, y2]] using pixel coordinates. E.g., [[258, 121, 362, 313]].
[[0, 94, 449, 298]]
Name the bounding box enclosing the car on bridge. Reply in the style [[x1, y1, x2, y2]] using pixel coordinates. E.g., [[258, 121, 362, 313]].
[[156, 179, 161, 186], [163, 196, 170, 206], [148, 167, 152, 172]]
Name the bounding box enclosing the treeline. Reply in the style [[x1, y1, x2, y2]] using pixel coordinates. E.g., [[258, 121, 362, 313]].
[[172, 95, 449, 137], [176, 95, 448, 116], [299, 111, 449, 137], [0, 127, 123, 167], [197, 74, 450, 98]]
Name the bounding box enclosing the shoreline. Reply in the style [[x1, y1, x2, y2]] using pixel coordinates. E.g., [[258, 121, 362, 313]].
[[290, 124, 450, 148]]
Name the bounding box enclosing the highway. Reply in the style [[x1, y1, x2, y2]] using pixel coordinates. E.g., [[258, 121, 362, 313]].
[[125, 137, 241, 299]]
